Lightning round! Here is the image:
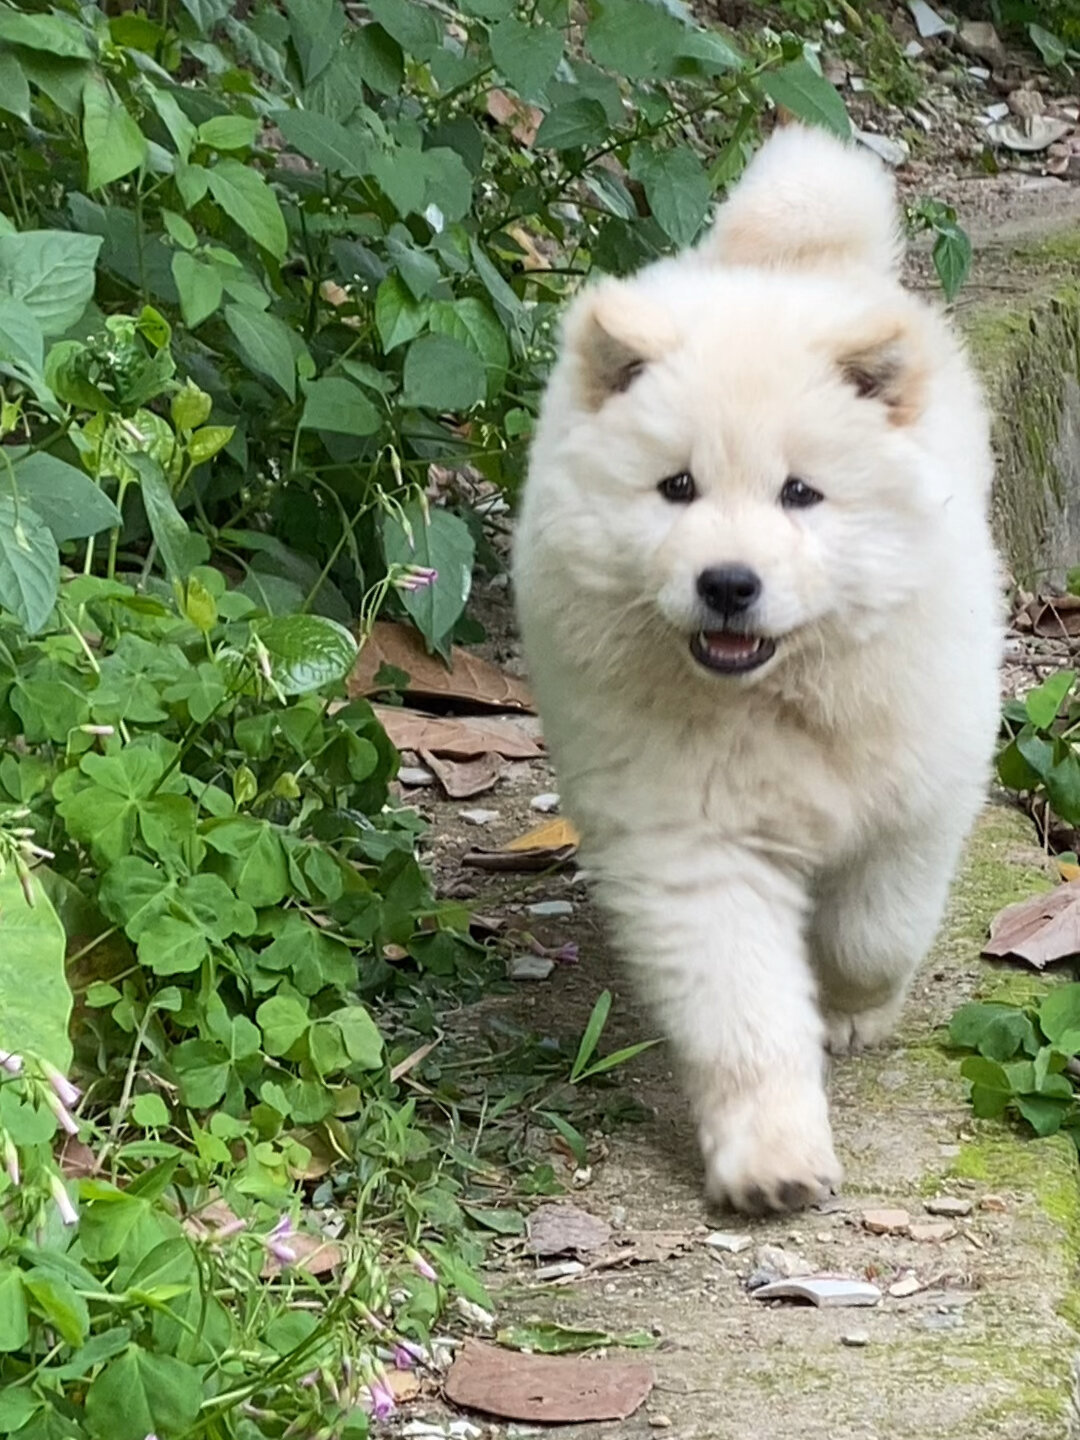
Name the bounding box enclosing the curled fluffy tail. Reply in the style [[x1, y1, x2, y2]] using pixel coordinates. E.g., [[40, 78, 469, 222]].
[[705, 124, 902, 276]]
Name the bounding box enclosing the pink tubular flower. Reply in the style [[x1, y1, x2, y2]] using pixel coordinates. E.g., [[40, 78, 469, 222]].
[[393, 565, 438, 593], [393, 1340, 426, 1369], [50, 1174, 77, 1226], [213, 1216, 247, 1240], [42, 1062, 81, 1109], [406, 1246, 437, 1283], [79, 724, 115, 737], [43, 1089, 79, 1136], [3, 1136, 18, 1187], [0, 1050, 22, 1076]]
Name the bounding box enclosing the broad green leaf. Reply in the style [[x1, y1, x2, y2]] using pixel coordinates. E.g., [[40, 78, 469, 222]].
[[490, 17, 562, 99], [586, 0, 688, 79], [959, 1055, 1013, 1119], [1046, 752, 1080, 827], [1029, 23, 1068, 68], [677, 27, 743, 71], [83, 75, 148, 190], [0, 9, 91, 58], [352, 22, 404, 95], [198, 114, 259, 150], [187, 425, 234, 466], [0, 868, 71, 1070], [149, 88, 197, 162], [129, 454, 209, 581], [1016, 1093, 1071, 1135], [0, 495, 59, 633], [162, 209, 198, 250], [366, 0, 441, 57], [0, 231, 102, 336], [272, 107, 366, 174], [225, 303, 296, 398], [631, 143, 711, 248], [6, 453, 121, 543], [329, 1003, 382, 1067], [206, 159, 287, 260], [0, 298, 40, 384], [132, 1092, 170, 1126], [759, 58, 850, 139], [285, 0, 346, 83], [381, 502, 474, 648], [257, 613, 359, 694], [23, 1270, 88, 1348], [256, 994, 310, 1055], [172, 252, 223, 328], [402, 333, 486, 411], [0, 1268, 28, 1353], [428, 297, 508, 394], [85, 1347, 202, 1440], [947, 1002, 1037, 1062], [376, 273, 427, 352], [0, 53, 29, 126], [137, 915, 209, 975], [202, 817, 290, 907], [1040, 984, 1080, 1045], [932, 223, 972, 304], [1027, 671, 1077, 730], [535, 99, 609, 150], [300, 376, 381, 436]]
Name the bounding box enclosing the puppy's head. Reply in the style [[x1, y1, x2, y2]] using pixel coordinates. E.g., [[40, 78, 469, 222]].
[[534, 264, 955, 683]]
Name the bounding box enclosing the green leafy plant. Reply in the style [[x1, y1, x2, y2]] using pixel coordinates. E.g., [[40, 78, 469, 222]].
[[949, 987, 1080, 1141], [997, 666, 1080, 839]]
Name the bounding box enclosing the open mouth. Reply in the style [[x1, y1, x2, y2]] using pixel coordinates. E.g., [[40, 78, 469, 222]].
[[690, 630, 777, 675]]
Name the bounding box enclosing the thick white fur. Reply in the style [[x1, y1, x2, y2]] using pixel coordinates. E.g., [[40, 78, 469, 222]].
[[513, 127, 1002, 1213]]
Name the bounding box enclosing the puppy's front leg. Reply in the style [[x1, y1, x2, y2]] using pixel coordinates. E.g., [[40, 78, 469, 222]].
[[601, 843, 841, 1212]]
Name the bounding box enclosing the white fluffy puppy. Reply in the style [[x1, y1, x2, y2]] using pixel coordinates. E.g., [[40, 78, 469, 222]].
[[513, 125, 1001, 1213]]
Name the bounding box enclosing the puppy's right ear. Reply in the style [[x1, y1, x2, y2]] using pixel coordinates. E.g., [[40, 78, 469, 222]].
[[563, 281, 677, 411]]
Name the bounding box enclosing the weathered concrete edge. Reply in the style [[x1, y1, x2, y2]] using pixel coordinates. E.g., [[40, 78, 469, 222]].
[[962, 228, 1080, 589]]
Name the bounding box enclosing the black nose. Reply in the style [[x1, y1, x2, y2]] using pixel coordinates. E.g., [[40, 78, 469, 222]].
[[696, 565, 762, 617]]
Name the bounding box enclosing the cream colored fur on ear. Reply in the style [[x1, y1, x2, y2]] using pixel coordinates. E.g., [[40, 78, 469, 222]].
[[829, 306, 930, 427], [705, 124, 902, 276], [563, 281, 679, 410]]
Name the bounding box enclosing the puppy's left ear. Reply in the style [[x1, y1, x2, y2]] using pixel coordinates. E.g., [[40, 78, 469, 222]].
[[564, 281, 678, 411], [830, 309, 929, 428]]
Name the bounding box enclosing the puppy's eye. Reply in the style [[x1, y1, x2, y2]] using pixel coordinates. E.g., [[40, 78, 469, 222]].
[[780, 477, 824, 509], [657, 471, 696, 504]]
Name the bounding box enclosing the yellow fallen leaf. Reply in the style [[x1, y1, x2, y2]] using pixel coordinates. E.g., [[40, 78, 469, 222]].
[[1059, 861, 1080, 881], [504, 817, 580, 853]]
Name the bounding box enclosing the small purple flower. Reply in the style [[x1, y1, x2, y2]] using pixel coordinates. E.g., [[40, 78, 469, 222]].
[[44, 1089, 79, 1136], [407, 1246, 437, 1283], [393, 1340, 426, 1369], [553, 942, 579, 964], [42, 1062, 81, 1109], [50, 1174, 77, 1227], [266, 1214, 297, 1266], [3, 1136, 18, 1187], [213, 1216, 247, 1239], [0, 1050, 22, 1076], [369, 1378, 396, 1421]]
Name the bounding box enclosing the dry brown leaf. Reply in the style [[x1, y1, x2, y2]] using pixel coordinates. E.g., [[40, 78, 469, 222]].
[[420, 749, 505, 799], [390, 1039, 439, 1083], [385, 1368, 422, 1402], [374, 706, 542, 760], [504, 817, 580, 852], [1025, 594, 1080, 638], [350, 622, 534, 712], [982, 880, 1080, 968], [58, 1138, 100, 1179], [612, 1231, 691, 1265], [527, 1204, 612, 1258], [443, 1339, 654, 1423]]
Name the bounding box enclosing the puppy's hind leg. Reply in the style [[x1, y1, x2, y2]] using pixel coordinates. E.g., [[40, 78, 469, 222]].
[[810, 827, 962, 1056], [599, 840, 842, 1213]]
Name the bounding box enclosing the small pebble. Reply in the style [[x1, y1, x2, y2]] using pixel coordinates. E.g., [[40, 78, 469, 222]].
[[459, 807, 499, 826], [841, 1331, 870, 1347], [703, 1231, 754, 1254], [398, 765, 435, 786], [530, 792, 560, 812], [862, 1207, 910, 1236], [527, 899, 574, 917], [979, 1194, 1007, 1213], [509, 955, 555, 981], [535, 1260, 585, 1281], [649, 1418, 673, 1430], [755, 1244, 813, 1278], [889, 1274, 922, 1299], [924, 1197, 973, 1218]]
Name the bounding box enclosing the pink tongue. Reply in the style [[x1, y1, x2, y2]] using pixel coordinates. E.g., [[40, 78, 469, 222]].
[[703, 632, 759, 658]]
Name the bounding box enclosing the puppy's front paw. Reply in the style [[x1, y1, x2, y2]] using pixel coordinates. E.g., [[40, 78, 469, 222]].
[[823, 995, 904, 1056], [697, 1082, 842, 1214]]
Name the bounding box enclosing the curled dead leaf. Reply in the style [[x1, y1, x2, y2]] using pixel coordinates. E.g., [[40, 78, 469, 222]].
[[421, 749, 506, 800], [351, 622, 534, 712], [463, 816, 580, 872], [982, 880, 1080, 968], [375, 706, 542, 761]]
